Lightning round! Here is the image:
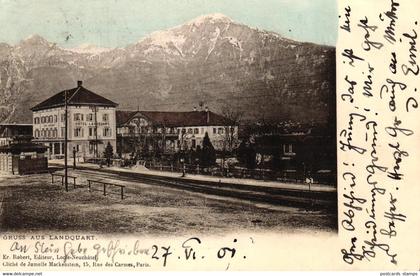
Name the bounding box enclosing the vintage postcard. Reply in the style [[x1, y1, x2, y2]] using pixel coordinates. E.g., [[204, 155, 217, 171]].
[[0, 0, 418, 273]]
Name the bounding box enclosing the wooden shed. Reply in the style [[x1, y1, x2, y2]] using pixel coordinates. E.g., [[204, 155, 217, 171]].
[[0, 140, 48, 175]]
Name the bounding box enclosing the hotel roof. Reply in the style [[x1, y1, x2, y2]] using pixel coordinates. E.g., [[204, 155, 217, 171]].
[[31, 81, 118, 111], [116, 110, 234, 127]]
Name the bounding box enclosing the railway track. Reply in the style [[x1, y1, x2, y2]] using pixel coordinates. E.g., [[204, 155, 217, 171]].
[[54, 166, 337, 211]]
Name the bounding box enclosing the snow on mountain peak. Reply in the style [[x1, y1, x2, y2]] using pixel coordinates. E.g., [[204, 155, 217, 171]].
[[20, 34, 50, 46], [148, 31, 186, 47], [24, 34, 45, 41], [187, 13, 233, 26], [134, 13, 234, 55], [137, 29, 186, 56], [66, 43, 111, 55]]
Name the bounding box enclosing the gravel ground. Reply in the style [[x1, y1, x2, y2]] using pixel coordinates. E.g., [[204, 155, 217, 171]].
[[0, 172, 336, 235]]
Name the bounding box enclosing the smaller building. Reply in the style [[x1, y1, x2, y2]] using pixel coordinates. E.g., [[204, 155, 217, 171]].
[[116, 109, 238, 158], [0, 137, 48, 175], [0, 124, 33, 146], [251, 131, 336, 184]]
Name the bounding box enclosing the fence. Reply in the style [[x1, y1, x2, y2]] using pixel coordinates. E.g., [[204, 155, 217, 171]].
[[144, 162, 336, 185], [50, 173, 126, 200]]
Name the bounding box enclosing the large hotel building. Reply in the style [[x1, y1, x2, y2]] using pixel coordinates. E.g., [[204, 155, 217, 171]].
[[31, 81, 118, 159]]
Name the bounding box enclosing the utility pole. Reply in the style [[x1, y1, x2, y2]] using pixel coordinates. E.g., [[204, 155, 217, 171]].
[[64, 90, 69, 192], [73, 147, 77, 169]]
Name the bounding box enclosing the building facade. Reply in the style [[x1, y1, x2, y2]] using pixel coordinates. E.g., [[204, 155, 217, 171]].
[[31, 81, 118, 159], [116, 109, 238, 158]]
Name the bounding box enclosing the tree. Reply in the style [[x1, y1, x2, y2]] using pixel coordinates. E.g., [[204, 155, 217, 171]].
[[104, 142, 114, 167], [221, 104, 243, 152], [237, 139, 256, 169], [200, 132, 216, 167]]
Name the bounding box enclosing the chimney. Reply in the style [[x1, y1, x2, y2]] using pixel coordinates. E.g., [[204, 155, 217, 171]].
[[77, 80, 83, 87], [205, 106, 210, 124]]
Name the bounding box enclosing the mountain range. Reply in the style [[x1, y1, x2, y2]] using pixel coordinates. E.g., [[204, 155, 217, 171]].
[[0, 13, 335, 127]]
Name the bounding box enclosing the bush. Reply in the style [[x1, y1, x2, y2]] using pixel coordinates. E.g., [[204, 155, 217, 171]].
[[200, 132, 216, 167], [237, 140, 256, 169], [103, 142, 114, 167]]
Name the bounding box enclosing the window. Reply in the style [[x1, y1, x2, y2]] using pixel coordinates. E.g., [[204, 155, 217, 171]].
[[191, 139, 196, 148], [53, 128, 57, 138], [283, 144, 293, 154], [89, 127, 96, 137], [74, 127, 83, 137], [194, 128, 199, 134], [54, 143, 60, 154], [86, 113, 93, 121], [49, 115, 53, 123], [74, 113, 83, 121], [187, 128, 192, 134], [61, 127, 65, 138], [103, 127, 111, 137], [213, 128, 216, 134], [102, 114, 109, 122], [89, 143, 94, 154], [61, 114, 65, 122], [218, 128, 224, 134], [34, 129, 40, 138], [54, 115, 57, 123], [34, 117, 39, 124]]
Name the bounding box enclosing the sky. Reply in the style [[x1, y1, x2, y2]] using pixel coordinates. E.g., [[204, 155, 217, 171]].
[[0, 0, 338, 48]]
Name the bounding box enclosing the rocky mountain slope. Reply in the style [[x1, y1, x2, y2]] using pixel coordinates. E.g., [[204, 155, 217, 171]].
[[0, 13, 335, 126]]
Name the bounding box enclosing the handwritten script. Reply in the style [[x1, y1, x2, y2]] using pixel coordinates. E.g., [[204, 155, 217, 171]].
[[338, 0, 418, 267], [1, 235, 253, 270]]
